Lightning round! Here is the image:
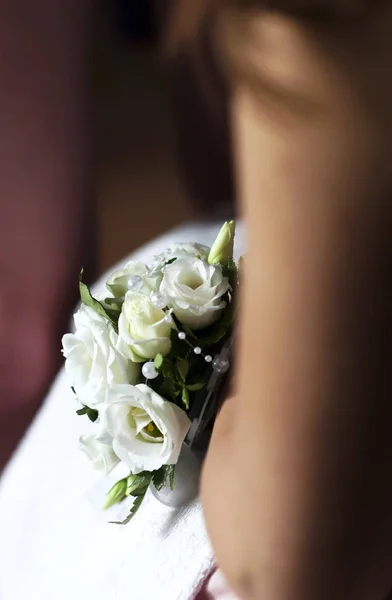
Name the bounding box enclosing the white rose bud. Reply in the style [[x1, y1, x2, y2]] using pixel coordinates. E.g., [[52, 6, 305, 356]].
[[117, 292, 173, 362], [106, 261, 161, 298], [161, 257, 229, 330], [102, 384, 191, 474], [102, 477, 128, 510], [62, 306, 140, 406], [80, 433, 120, 474], [208, 221, 236, 266]]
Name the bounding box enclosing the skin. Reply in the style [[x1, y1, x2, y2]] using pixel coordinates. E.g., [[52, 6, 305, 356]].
[[202, 4, 392, 599], [0, 0, 94, 469]]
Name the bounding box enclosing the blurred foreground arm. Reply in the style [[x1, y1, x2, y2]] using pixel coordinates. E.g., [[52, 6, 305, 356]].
[[202, 3, 392, 599], [0, 0, 93, 469]]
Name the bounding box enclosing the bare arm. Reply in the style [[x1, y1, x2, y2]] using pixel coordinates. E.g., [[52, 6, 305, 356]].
[[202, 5, 392, 599], [0, 0, 93, 468]]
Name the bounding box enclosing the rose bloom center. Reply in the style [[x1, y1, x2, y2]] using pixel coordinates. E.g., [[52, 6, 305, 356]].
[[178, 272, 204, 290], [127, 408, 163, 442]]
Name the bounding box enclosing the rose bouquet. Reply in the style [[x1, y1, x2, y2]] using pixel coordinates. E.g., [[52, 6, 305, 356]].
[[62, 222, 238, 524]]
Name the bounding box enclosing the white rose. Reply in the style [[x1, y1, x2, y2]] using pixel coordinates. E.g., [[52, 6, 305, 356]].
[[106, 261, 161, 298], [80, 432, 120, 474], [62, 306, 140, 406], [117, 292, 173, 362], [160, 257, 230, 330], [150, 243, 210, 274], [102, 384, 191, 474]]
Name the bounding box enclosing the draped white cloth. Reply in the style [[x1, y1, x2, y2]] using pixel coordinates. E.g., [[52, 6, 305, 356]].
[[0, 222, 244, 600]]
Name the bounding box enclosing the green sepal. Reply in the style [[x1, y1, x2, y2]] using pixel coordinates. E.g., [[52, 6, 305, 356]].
[[181, 387, 190, 410], [110, 472, 152, 524], [224, 258, 238, 291], [102, 297, 123, 310], [126, 472, 152, 497], [208, 221, 236, 267], [225, 257, 237, 275]]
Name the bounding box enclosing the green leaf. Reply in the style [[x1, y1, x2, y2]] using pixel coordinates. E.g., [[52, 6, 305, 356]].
[[86, 407, 99, 423], [161, 359, 175, 379], [79, 270, 116, 326], [71, 386, 76, 395], [176, 358, 189, 382], [186, 382, 206, 392], [181, 386, 190, 410], [196, 300, 235, 348], [161, 378, 177, 401], [152, 466, 167, 491], [110, 493, 145, 525], [179, 323, 199, 343], [102, 306, 121, 324], [154, 353, 164, 370], [76, 405, 99, 422], [198, 326, 227, 348]]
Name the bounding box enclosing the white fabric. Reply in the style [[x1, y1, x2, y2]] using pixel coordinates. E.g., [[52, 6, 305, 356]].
[[0, 222, 245, 600]]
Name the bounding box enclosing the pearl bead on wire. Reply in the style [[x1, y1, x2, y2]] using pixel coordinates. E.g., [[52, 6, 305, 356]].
[[150, 292, 168, 310], [142, 362, 159, 380], [127, 275, 144, 292], [212, 356, 230, 374]]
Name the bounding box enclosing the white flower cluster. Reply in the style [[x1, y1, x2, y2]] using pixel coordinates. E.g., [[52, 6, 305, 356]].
[[62, 238, 232, 478]]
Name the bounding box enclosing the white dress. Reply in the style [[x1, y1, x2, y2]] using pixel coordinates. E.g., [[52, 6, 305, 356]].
[[0, 222, 244, 600]]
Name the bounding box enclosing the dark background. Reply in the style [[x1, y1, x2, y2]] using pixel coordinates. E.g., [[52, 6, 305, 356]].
[[94, 0, 233, 271]]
